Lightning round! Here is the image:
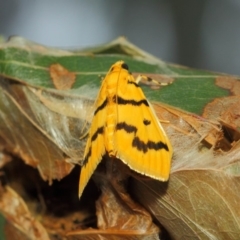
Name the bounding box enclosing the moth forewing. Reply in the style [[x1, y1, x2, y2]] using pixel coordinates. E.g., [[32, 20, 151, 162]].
[[78, 82, 107, 198], [78, 61, 172, 198], [147, 100, 172, 179], [114, 90, 172, 182]]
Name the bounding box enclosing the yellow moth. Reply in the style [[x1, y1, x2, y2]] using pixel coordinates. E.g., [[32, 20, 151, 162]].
[[79, 61, 172, 198]]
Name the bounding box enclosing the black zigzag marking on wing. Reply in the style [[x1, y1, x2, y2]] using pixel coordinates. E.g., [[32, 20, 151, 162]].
[[132, 137, 169, 153], [116, 122, 137, 133], [91, 126, 104, 142], [94, 99, 107, 115], [116, 122, 169, 154], [113, 95, 149, 107], [83, 126, 104, 165]]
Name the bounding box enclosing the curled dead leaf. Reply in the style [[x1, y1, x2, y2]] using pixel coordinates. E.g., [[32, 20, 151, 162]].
[[0, 84, 74, 183], [203, 96, 240, 128], [67, 159, 160, 240], [0, 185, 50, 240], [152, 102, 222, 150], [202, 96, 240, 151]]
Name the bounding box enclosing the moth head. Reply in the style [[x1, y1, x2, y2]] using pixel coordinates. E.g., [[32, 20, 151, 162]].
[[121, 62, 129, 70], [110, 61, 129, 72]]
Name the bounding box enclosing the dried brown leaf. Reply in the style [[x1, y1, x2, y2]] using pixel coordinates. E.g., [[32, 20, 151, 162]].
[[152, 102, 222, 150], [215, 76, 240, 96], [5, 221, 32, 240], [0, 84, 74, 183], [129, 103, 240, 240], [66, 232, 160, 240], [67, 160, 160, 240], [203, 96, 240, 128], [132, 166, 240, 240], [0, 185, 50, 240]]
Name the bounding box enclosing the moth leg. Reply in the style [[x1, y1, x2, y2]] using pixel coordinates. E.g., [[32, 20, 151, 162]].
[[135, 75, 171, 87], [159, 119, 170, 123]]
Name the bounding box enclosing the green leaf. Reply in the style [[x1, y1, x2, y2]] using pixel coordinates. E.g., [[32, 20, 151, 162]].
[[0, 36, 229, 114]]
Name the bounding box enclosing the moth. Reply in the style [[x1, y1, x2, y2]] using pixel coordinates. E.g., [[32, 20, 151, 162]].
[[79, 61, 172, 198]]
